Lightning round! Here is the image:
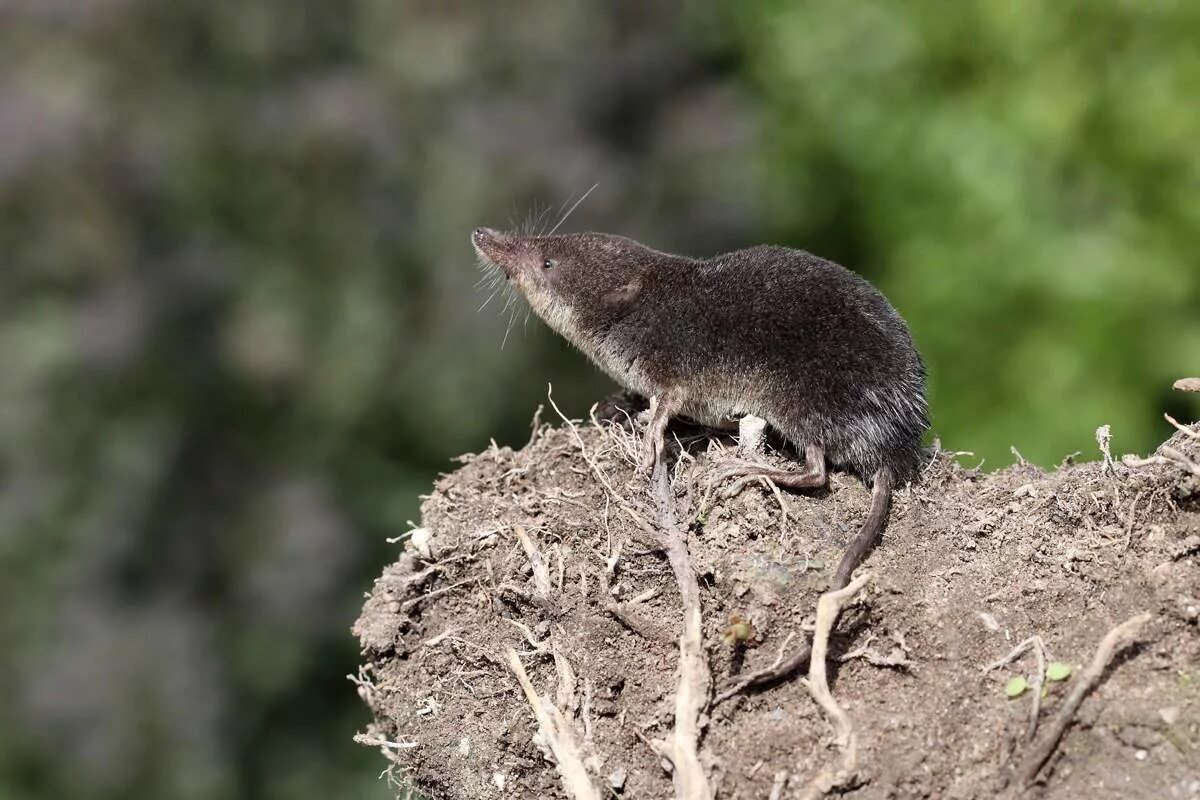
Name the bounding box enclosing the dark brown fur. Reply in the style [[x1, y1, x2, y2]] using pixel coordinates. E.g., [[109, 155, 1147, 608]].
[[471, 228, 929, 485]]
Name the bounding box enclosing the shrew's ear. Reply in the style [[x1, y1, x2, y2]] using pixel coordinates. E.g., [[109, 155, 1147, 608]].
[[602, 277, 642, 305]]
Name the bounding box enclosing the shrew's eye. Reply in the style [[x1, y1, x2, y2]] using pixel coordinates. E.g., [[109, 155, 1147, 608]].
[[542, 259, 556, 270]]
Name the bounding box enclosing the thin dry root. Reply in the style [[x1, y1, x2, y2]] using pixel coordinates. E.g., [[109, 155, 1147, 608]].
[[515, 525, 553, 596], [547, 384, 659, 541], [506, 647, 601, 800], [1164, 413, 1200, 439], [1123, 449, 1200, 478], [605, 601, 673, 643], [797, 571, 873, 800], [1018, 612, 1152, 788], [984, 635, 1047, 742], [713, 474, 887, 706], [353, 732, 419, 768], [648, 461, 714, 800], [768, 770, 790, 800]]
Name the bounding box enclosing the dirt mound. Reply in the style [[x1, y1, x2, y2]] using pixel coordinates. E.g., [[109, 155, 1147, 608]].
[[353, 403, 1199, 799]]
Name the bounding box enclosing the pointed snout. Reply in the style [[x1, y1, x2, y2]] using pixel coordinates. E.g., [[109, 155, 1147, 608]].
[[471, 226, 518, 277], [471, 227, 499, 248]]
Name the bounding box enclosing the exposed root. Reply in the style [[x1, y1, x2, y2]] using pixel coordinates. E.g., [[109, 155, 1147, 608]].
[[713, 638, 811, 707], [1123, 449, 1200, 478], [400, 578, 475, 614], [839, 630, 914, 672], [1122, 490, 1145, 552], [553, 645, 580, 715], [1173, 377, 1200, 393], [547, 384, 660, 542], [605, 601, 673, 643], [599, 533, 672, 641], [515, 525, 553, 596], [713, 482, 887, 705], [506, 647, 601, 800], [984, 635, 1047, 742], [1096, 425, 1116, 475], [1164, 413, 1199, 439], [648, 460, 714, 800], [353, 731, 419, 768], [797, 571, 873, 800], [768, 770, 789, 800], [1017, 612, 1153, 788]]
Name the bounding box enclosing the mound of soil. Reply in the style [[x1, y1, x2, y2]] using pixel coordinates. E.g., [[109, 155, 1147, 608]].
[[353, 406, 1200, 799]]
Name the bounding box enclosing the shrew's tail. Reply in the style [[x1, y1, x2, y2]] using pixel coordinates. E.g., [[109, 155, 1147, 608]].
[[831, 466, 894, 589]]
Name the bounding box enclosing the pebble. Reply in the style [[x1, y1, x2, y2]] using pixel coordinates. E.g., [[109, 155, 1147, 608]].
[[409, 527, 434, 559]]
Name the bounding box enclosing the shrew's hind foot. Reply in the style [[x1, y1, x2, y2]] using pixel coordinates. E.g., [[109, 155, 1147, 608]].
[[707, 443, 828, 499]]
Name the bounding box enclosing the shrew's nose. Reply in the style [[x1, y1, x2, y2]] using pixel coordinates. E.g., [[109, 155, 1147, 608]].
[[471, 227, 497, 246]]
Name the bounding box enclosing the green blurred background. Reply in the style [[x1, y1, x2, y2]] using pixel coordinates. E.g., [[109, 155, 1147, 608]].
[[1, 1, 1196, 798]]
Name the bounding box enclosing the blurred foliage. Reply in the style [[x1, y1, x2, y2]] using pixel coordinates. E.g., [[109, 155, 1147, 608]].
[[724, 0, 1200, 464], [0, 1, 1195, 799]]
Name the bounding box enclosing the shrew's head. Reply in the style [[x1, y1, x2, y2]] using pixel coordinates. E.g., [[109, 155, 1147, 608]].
[[471, 228, 664, 336]]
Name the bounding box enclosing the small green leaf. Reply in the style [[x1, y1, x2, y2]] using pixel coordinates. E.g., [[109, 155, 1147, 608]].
[[1004, 676, 1028, 698], [1046, 662, 1072, 682]]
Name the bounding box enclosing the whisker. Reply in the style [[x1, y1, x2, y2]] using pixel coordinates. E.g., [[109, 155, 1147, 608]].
[[501, 305, 518, 350], [548, 182, 598, 235], [543, 189, 575, 236], [477, 289, 500, 313], [519, 203, 532, 237], [531, 201, 553, 236]]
